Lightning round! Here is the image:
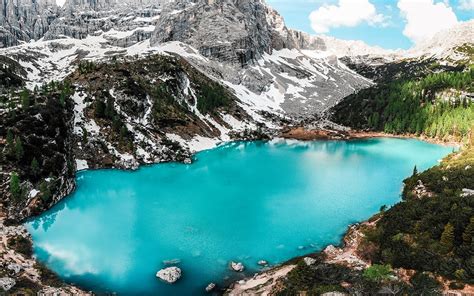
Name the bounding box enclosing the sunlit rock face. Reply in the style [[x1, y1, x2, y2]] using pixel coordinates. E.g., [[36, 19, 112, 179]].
[[43, 0, 172, 46], [0, 0, 172, 48], [150, 0, 323, 66], [0, 0, 59, 47]]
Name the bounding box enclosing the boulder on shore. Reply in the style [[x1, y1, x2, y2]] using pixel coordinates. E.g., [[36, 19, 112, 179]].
[[303, 257, 317, 266], [230, 261, 245, 272], [156, 267, 182, 284], [0, 277, 16, 291], [7, 263, 22, 275]]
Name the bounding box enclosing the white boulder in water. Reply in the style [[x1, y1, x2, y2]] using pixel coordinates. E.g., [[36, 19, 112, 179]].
[[257, 260, 268, 266], [230, 261, 245, 272], [156, 267, 182, 284]]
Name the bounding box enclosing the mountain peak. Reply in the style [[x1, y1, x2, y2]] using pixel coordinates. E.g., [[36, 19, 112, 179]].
[[407, 20, 474, 60]]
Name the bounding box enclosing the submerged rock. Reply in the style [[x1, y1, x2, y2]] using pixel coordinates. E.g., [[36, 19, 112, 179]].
[[230, 261, 245, 272], [162, 259, 181, 265], [257, 260, 268, 266], [156, 267, 182, 284], [205, 282, 216, 292], [0, 277, 16, 291]]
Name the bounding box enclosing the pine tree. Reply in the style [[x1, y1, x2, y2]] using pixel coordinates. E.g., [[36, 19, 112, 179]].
[[10, 172, 21, 200], [105, 97, 115, 119], [82, 127, 88, 144], [94, 100, 106, 118], [20, 88, 30, 109], [59, 91, 66, 107], [440, 222, 455, 253], [462, 217, 474, 245], [14, 137, 24, 161], [39, 181, 51, 202], [6, 130, 14, 152], [412, 166, 418, 176], [31, 158, 40, 176]]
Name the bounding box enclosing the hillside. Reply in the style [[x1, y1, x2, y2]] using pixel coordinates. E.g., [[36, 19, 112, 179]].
[[250, 140, 474, 295]]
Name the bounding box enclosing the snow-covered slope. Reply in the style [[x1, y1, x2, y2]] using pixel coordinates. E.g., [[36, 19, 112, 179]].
[[305, 35, 396, 58], [0, 0, 374, 119], [1, 0, 472, 124]]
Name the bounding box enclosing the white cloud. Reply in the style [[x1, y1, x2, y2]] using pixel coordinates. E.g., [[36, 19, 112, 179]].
[[397, 0, 459, 43], [309, 0, 387, 33], [459, 0, 474, 10]]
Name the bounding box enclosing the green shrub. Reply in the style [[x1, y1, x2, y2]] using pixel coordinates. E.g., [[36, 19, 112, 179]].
[[363, 264, 393, 283], [8, 235, 33, 258]]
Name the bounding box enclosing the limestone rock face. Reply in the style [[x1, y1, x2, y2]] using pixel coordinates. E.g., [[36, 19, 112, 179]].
[[0, 0, 59, 48], [150, 0, 323, 66], [43, 0, 172, 47], [0, 0, 172, 48]]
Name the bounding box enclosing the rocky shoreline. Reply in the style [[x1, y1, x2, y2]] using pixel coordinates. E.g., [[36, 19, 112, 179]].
[[281, 127, 462, 147], [225, 212, 474, 296], [0, 210, 92, 294], [224, 219, 374, 295]]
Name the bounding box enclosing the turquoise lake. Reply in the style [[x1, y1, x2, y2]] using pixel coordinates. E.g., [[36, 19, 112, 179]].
[[26, 138, 453, 295]]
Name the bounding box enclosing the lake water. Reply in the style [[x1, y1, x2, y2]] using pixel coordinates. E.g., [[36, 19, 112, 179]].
[[26, 138, 453, 295]]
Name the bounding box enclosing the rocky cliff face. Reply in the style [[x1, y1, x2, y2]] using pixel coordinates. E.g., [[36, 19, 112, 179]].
[[151, 0, 294, 66], [0, 0, 59, 48], [0, 0, 173, 48], [43, 0, 172, 47]]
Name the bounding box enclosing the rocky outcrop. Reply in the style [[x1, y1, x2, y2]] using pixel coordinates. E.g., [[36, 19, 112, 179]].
[[152, 0, 281, 66], [0, 0, 59, 48], [156, 267, 182, 283], [0, 216, 90, 294], [43, 1, 165, 47], [0, 0, 170, 49], [150, 0, 325, 66], [303, 257, 316, 266], [226, 264, 297, 295], [0, 277, 16, 291], [461, 188, 474, 197]]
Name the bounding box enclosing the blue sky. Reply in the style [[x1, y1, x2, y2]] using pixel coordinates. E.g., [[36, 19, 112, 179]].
[[266, 0, 474, 49]]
